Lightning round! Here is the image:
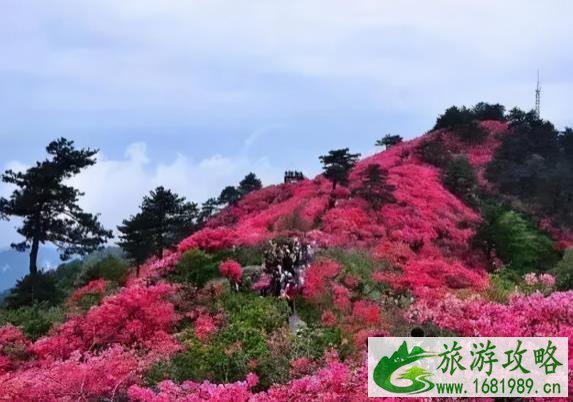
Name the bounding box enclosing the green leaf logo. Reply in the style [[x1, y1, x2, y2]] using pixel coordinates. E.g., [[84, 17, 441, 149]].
[[373, 341, 436, 394]]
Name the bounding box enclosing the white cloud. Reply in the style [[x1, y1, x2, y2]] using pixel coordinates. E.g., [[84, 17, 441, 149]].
[[0, 142, 283, 248], [66, 143, 282, 239], [1, 0, 571, 127], [1, 264, 10, 273]]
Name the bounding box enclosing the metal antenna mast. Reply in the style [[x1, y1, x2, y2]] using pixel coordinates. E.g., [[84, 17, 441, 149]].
[[535, 70, 541, 117]]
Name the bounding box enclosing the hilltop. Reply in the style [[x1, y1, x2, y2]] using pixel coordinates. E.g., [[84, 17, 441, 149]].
[[0, 107, 572, 401]]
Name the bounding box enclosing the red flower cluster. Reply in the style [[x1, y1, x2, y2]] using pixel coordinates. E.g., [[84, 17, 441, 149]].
[[302, 259, 342, 302], [0, 282, 181, 400], [0, 326, 29, 374], [194, 313, 217, 341], [219, 259, 243, 284], [69, 278, 108, 304]]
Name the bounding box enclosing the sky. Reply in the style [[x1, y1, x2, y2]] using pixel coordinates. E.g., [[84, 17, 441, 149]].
[[0, 0, 572, 254]]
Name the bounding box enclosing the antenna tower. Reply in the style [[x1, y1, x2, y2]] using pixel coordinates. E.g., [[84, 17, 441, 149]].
[[535, 70, 541, 117]]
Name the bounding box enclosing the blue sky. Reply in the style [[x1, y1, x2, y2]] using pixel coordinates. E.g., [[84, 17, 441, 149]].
[[1, 0, 572, 254]]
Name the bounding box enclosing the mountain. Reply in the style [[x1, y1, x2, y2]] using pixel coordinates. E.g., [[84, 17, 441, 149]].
[[0, 113, 571, 400], [0, 247, 62, 291]]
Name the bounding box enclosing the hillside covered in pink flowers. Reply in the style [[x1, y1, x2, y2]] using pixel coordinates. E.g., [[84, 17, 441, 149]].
[[1, 106, 572, 401]]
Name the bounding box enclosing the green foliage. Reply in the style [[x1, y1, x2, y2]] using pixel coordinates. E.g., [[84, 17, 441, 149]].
[[443, 155, 478, 205], [474, 204, 560, 273], [52, 259, 83, 294], [553, 248, 573, 290], [4, 272, 63, 309], [486, 111, 573, 227], [353, 164, 396, 210], [319, 148, 361, 189], [294, 297, 323, 325], [435, 106, 476, 130], [418, 138, 452, 168], [290, 325, 352, 360], [0, 137, 112, 274], [76, 255, 129, 286], [483, 270, 520, 303], [146, 292, 289, 387], [238, 173, 263, 196], [318, 248, 389, 299], [472, 102, 506, 121], [433, 103, 504, 143], [212, 246, 265, 267], [375, 134, 403, 149], [219, 185, 241, 206], [198, 197, 221, 226], [169, 249, 221, 287], [118, 186, 200, 263], [220, 292, 289, 334], [0, 304, 64, 340]]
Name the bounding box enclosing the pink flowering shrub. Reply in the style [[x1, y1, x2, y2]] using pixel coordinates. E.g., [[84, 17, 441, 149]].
[[194, 313, 218, 341], [320, 310, 338, 327], [539, 273, 556, 287], [408, 291, 573, 338], [178, 227, 237, 252], [522, 272, 556, 295], [32, 283, 179, 361], [0, 345, 139, 400], [302, 259, 342, 302], [351, 300, 381, 325], [69, 278, 108, 304], [0, 326, 29, 374], [374, 257, 487, 296], [127, 361, 368, 402], [128, 372, 259, 402], [219, 259, 243, 285]]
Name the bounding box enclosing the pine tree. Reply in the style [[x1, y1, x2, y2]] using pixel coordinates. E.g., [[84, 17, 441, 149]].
[[375, 134, 403, 149], [238, 173, 262, 196], [319, 148, 360, 190], [0, 138, 112, 275], [443, 156, 478, 206], [354, 164, 396, 209], [198, 197, 220, 225], [120, 186, 199, 259], [219, 186, 241, 206], [117, 212, 154, 275]]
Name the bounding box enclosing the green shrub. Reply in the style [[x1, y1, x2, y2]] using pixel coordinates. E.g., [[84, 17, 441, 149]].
[[52, 260, 83, 295], [145, 292, 289, 387], [0, 304, 64, 340], [443, 155, 478, 206], [318, 248, 389, 299], [212, 246, 265, 267], [294, 297, 322, 325], [76, 255, 129, 286], [291, 325, 353, 360], [474, 204, 560, 273], [169, 249, 220, 287], [418, 138, 452, 168], [483, 270, 520, 303], [220, 292, 289, 334], [4, 272, 63, 309], [553, 248, 573, 290], [433, 104, 491, 143]]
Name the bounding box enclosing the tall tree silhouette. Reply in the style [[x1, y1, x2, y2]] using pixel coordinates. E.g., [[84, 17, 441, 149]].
[[375, 134, 403, 149], [118, 186, 198, 261], [319, 148, 360, 190], [238, 172, 262, 196], [117, 212, 153, 276], [218, 185, 241, 206], [354, 164, 396, 209], [0, 138, 112, 274]]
